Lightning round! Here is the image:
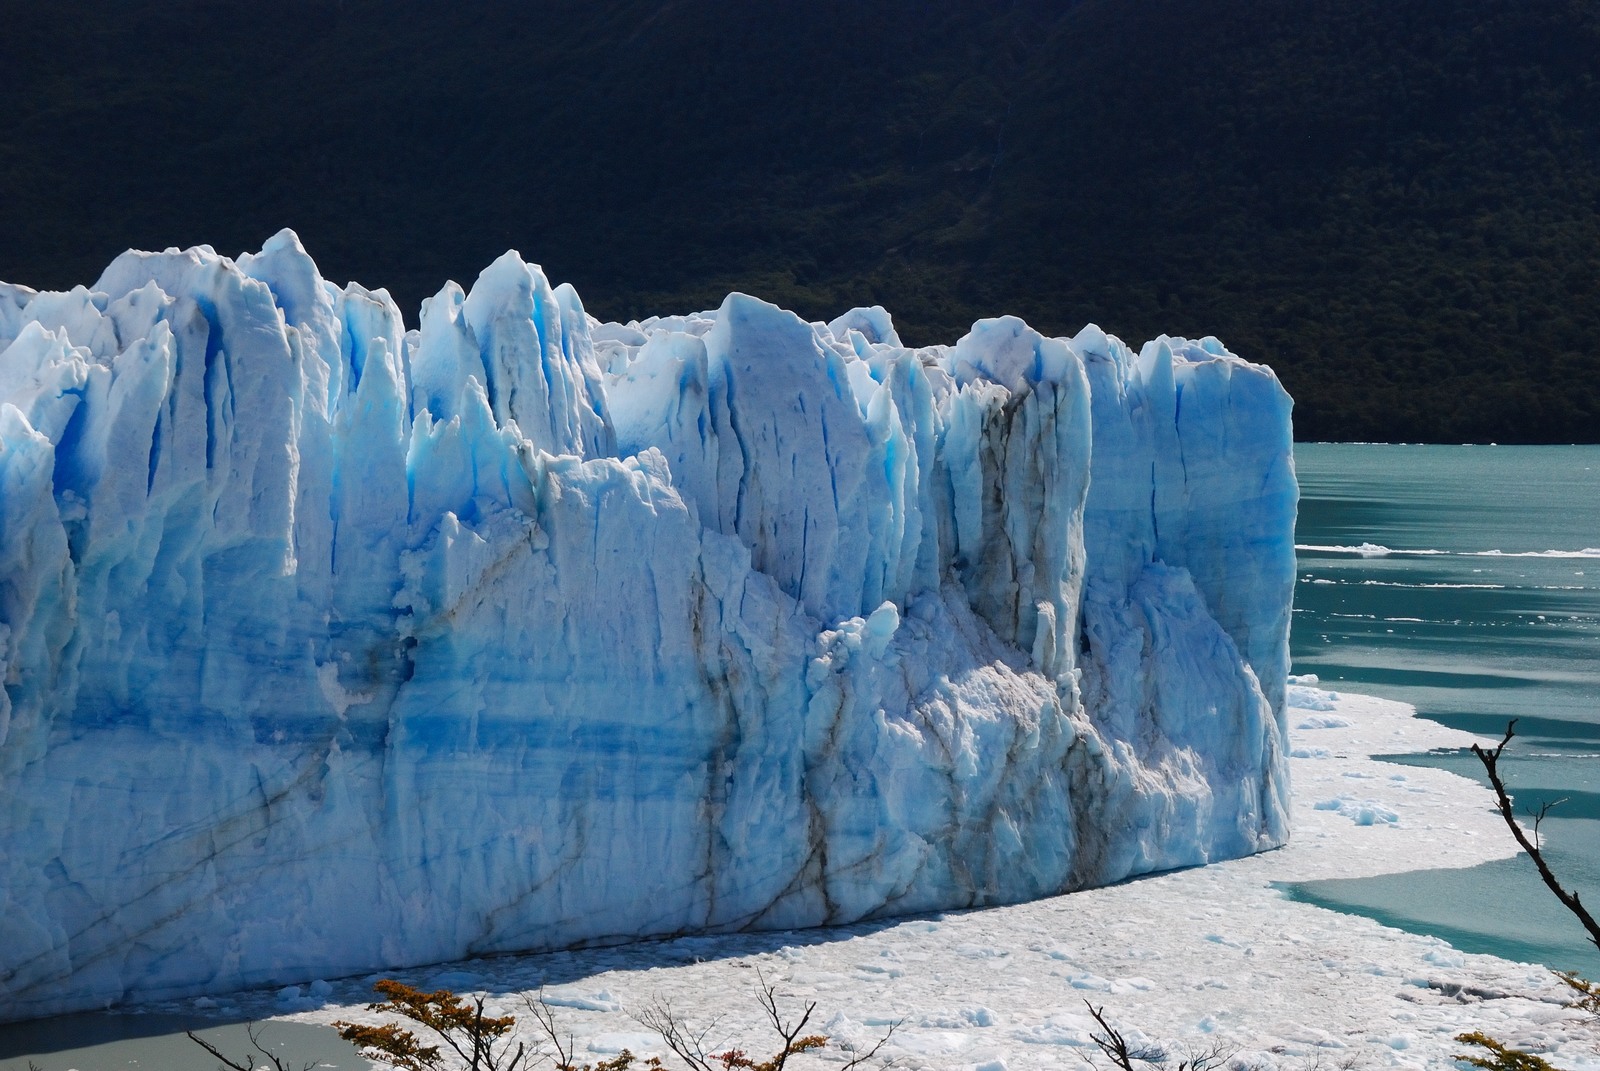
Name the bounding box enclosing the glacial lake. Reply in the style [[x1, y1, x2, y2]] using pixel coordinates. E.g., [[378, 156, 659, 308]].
[[1285, 442, 1600, 977], [0, 1014, 368, 1071]]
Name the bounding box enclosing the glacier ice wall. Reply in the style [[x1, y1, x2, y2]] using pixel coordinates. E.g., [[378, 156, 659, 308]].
[[0, 232, 1296, 1020]]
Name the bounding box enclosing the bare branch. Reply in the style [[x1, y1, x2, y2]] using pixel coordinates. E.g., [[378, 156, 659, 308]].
[[186, 1025, 324, 1071], [1472, 720, 1600, 956], [1083, 1002, 1165, 1070], [635, 996, 722, 1071], [187, 1031, 255, 1071], [1173, 1038, 1234, 1071], [1531, 797, 1569, 854], [524, 990, 579, 1069], [249, 1023, 297, 1071], [750, 967, 820, 1071], [836, 1018, 900, 1070]]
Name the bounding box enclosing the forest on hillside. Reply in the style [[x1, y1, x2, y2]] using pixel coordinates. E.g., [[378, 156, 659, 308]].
[[3, 0, 1597, 443]]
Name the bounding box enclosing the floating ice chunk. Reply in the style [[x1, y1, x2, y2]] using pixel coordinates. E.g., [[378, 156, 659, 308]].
[[1297, 712, 1353, 729], [1313, 797, 1400, 825], [541, 989, 623, 1013], [1067, 972, 1113, 990], [588, 1033, 662, 1056], [1288, 686, 1338, 711]]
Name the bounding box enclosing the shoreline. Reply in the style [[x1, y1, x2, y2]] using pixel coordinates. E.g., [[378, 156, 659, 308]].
[[270, 684, 1596, 1069], [11, 685, 1596, 1070]]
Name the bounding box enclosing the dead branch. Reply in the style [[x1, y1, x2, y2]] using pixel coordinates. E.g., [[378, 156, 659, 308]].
[[186, 1023, 325, 1071], [836, 1017, 899, 1071], [1471, 720, 1600, 955], [1083, 1002, 1166, 1070], [634, 996, 725, 1071], [523, 990, 580, 1069], [749, 967, 824, 1071]]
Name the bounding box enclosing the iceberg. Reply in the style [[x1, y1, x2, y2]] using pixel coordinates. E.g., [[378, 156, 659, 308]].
[[0, 232, 1296, 1020]]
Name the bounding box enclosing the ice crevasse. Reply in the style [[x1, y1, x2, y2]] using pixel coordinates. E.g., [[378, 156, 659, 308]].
[[0, 232, 1297, 1019]]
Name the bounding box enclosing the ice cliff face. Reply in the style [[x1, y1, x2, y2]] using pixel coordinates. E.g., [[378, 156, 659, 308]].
[[0, 232, 1296, 1020]]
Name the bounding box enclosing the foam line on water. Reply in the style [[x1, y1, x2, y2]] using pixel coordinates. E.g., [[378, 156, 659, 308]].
[[1298, 543, 1600, 559], [1305, 578, 1589, 591], [1354, 580, 1507, 589]]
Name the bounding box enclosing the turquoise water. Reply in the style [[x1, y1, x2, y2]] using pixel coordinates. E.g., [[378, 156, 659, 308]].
[[1287, 443, 1600, 975], [0, 1015, 368, 1071]]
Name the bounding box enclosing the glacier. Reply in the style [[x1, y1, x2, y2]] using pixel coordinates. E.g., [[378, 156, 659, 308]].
[[0, 232, 1296, 1021]]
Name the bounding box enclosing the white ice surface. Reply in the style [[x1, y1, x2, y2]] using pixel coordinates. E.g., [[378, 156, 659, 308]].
[[188, 686, 1592, 1071]]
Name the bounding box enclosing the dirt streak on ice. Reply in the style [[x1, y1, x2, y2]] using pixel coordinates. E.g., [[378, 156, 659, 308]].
[[223, 685, 1596, 1069]]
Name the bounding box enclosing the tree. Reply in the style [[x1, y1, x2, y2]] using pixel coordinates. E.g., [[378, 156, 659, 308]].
[[318, 974, 897, 1071], [632, 968, 895, 1071], [333, 981, 528, 1071]]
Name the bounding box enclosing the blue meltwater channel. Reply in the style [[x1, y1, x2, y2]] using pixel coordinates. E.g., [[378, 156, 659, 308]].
[[1284, 443, 1600, 976]]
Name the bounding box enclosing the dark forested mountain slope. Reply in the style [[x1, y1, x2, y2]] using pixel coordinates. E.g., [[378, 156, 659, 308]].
[[3, 0, 1596, 442]]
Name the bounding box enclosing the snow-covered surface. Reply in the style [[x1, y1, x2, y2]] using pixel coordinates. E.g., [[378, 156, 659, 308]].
[[223, 683, 1586, 1071], [0, 234, 1295, 1019]]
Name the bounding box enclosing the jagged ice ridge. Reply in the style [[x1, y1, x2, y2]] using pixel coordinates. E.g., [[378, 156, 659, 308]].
[[0, 231, 1297, 1020]]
